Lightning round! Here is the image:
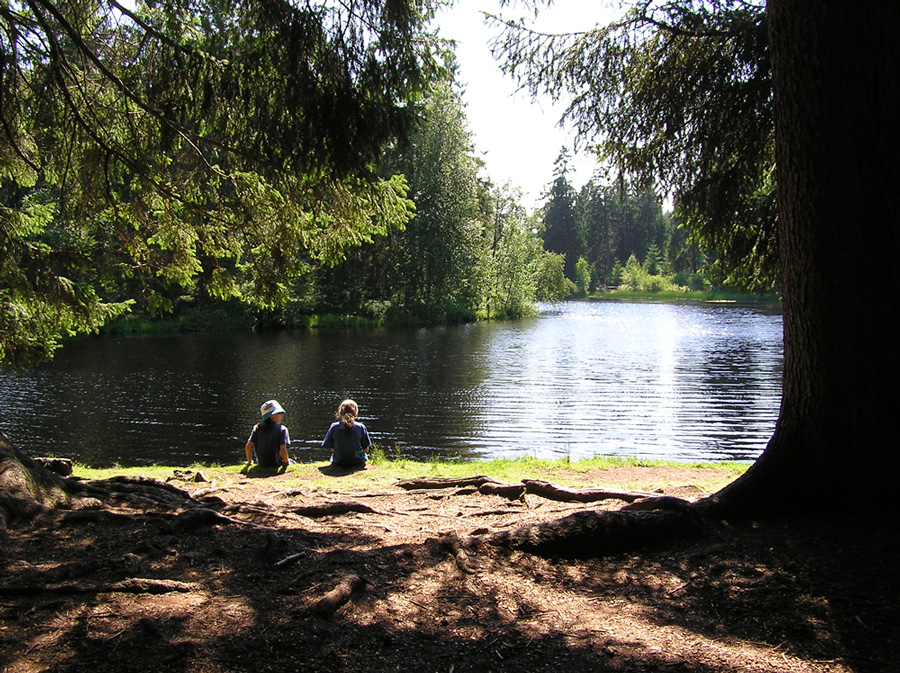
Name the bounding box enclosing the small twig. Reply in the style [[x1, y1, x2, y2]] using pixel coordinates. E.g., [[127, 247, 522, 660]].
[[275, 553, 306, 567]]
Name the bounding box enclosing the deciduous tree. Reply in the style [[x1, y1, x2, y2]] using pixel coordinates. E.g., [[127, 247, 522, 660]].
[[386, 82, 481, 321], [478, 183, 543, 318]]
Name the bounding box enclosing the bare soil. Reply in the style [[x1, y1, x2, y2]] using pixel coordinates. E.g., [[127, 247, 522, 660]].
[[1, 464, 897, 672]]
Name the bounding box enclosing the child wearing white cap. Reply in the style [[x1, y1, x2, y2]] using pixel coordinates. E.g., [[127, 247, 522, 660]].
[[244, 399, 290, 469]]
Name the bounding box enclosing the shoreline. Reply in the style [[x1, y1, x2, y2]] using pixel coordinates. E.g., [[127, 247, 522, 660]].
[[95, 291, 781, 337], [67, 454, 751, 496]]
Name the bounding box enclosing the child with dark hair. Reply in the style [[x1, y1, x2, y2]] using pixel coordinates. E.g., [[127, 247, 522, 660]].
[[245, 399, 290, 469], [322, 399, 371, 468]]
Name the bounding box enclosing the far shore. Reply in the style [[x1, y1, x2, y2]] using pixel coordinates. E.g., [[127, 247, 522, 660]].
[[96, 289, 781, 337]]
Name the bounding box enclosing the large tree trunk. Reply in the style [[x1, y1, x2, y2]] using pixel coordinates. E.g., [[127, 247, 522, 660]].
[[707, 1, 900, 515]]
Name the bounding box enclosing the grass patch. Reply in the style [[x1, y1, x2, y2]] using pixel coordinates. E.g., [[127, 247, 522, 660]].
[[589, 288, 781, 307], [71, 453, 750, 494]]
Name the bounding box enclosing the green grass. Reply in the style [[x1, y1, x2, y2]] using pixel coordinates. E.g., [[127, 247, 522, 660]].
[[71, 453, 750, 494], [588, 288, 781, 306]]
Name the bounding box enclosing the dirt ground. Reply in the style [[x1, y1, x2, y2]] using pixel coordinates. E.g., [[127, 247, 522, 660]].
[[1, 463, 897, 673]]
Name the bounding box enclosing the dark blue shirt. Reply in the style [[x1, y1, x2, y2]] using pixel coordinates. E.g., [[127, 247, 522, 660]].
[[249, 421, 290, 467], [322, 421, 371, 466]]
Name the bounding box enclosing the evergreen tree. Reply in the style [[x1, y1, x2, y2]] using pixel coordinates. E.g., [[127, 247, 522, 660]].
[[1, 0, 437, 366], [575, 181, 613, 286], [493, 0, 900, 512], [540, 149, 579, 278], [492, 0, 775, 292], [574, 178, 675, 288]]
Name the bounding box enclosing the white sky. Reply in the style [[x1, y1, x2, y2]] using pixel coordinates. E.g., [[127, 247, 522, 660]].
[[433, 0, 619, 211]]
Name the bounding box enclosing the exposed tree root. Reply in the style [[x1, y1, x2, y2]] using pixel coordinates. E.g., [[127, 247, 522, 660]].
[[1, 435, 73, 533], [395, 474, 679, 507], [623, 494, 697, 512], [521, 479, 660, 503], [32, 457, 73, 477], [292, 501, 386, 518], [473, 507, 707, 558], [435, 530, 476, 573], [396, 475, 506, 490], [168, 507, 262, 531], [4, 435, 712, 568], [69, 474, 198, 507], [310, 574, 369, 617], [0, 577, 197, 596], [478, 482, 526, 499]]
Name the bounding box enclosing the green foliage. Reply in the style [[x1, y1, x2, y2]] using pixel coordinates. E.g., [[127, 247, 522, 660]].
[[0, 192, 135, 366], [0, 0, 439, 366], [540, 149, 580, 278], [385, 83, 481, 322], [305, 81, 554, 328], [477, 184, 543, 319], [367, 444, 388, 464], [102, 301, 252, 336], [619, 254, 679, 293], [643, 243, 664, 276], [538, 165, 703, 296], [673, 270, 713, 292], [534, 252, 575, 302], [620, 254, 644, 291], [574, 256, 591, 295], [492, 0, 777, 292], [610, 259, 624, 287]]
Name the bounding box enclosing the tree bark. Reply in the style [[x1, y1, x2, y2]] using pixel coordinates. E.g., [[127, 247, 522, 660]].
[[707, 0, 900, 515]]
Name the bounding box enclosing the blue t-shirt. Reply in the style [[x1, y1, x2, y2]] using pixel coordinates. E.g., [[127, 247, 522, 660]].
[[322, 421, 371, 466], [249, 422, 290, 467]]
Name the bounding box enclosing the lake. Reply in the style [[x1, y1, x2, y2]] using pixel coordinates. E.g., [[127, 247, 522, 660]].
[[0, 300, 783, 467]]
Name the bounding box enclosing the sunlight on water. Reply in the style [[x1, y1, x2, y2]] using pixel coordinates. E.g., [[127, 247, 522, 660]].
[[0, 301, 782, 466], [444, 302, 781, 462]]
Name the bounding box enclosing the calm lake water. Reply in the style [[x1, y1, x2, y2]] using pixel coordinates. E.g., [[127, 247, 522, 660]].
[[0, 301, 783, 467]]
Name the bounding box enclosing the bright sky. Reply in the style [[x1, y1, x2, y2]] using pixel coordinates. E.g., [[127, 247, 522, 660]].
[[433, 0, 618, 211]]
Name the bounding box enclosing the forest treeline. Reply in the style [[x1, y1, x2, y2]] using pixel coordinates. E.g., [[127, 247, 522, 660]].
[[1, 1, 773, 367], [105, 86, 730, 337]]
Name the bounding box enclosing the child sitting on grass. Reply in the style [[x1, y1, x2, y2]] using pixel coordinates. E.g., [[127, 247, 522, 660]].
[[245, 399, 290, 470], [321, 399, 371, 468]]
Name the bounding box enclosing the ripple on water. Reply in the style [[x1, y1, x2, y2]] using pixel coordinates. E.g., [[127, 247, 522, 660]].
[[0, 301, 782, 466]]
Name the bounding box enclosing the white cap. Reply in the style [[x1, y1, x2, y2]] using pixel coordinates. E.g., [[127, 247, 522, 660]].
[[259, 399, 285, 420]]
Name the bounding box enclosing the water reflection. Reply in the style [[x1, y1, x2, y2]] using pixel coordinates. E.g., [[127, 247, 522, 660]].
[[0, 301, 782, 467]]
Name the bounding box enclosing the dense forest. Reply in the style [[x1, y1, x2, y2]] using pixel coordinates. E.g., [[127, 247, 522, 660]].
[[263, 96, 720, 332]]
